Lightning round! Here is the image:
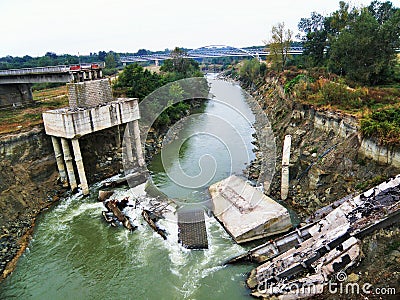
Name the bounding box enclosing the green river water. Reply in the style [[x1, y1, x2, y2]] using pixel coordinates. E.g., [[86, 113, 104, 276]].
[[0, 76, 265, 300]]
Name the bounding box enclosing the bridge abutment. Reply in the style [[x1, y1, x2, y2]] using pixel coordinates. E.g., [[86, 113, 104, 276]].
[[0, 83, 33, 108]]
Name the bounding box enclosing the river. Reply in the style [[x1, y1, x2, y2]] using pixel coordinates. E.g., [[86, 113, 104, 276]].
[[0, 75, 262, 299]]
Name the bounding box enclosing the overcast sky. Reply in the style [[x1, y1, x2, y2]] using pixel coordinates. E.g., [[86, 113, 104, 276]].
[[0, 0, 390, 57]]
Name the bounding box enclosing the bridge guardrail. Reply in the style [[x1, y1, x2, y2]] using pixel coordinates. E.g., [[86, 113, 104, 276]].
[[0, 65, 70, 76], [0, 62, 105, 77]]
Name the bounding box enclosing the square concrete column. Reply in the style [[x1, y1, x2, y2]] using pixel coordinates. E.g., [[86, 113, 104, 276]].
[[71, 138, 89, 195], [51, 136, 68, 187], [281, 135, 291, 200], [60, 138, 77, 191], [131, 120, 145, 167], [124, 124, 135, 164]]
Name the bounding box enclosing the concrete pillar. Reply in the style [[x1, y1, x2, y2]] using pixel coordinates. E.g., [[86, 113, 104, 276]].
[[61, 138, 77, 191], [281, 135, 291, 200], [124, 124, 135, 163], [131, 120, 145, 167], [71, 138, 89, 195], [51, 136, 68, 187]]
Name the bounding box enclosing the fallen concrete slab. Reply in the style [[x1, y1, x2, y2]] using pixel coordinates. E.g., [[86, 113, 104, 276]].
[[209, 175, 292, 243]]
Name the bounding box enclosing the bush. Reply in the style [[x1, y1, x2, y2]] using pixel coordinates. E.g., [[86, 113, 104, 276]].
[[361, 108, 400, 145]]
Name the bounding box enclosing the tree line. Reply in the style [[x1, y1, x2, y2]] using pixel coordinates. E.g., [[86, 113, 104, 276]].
[[267, 0, 400, 85], [113, 47, 205, 128]]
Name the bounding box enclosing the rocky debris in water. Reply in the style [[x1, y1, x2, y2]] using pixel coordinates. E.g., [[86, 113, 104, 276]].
[[101, 187, 175, 239], [142, 209, 167, 240], [103, 197, 137, 231], [98, 190, 114, 202], [101, 171, 147, 188]]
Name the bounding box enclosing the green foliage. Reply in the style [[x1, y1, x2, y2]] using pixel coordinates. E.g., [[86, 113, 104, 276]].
[[32, 82, 65, 91], [113, 53, 207, 131], [284, 74, 312, 93], [160, 47, 203, 79], [290, 77, 368, 110], [239, 58, 265, 86], [297, 1, 400, 85], [267, 22, 293, 71], [361, 108, 400, 144], [297, 12, 328, 67], [113, 63, 163, 100]]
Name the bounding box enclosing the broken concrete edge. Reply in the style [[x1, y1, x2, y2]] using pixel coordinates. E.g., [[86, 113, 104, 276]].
[[244, 174, 400, 298], [209, 175, 292, 244], [231, 174, 400, 265], [249, 237, 362, 298]]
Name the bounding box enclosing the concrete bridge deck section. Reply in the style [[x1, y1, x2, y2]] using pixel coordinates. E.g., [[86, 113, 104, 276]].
[[0, 63, 104, 84], [42, 98, 139, 139], [0, 63, 105, 108]]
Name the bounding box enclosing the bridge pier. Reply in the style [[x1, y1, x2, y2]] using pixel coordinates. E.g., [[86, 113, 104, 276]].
[[61, 138, 78, 192], [43, 79, 143, 195], [0, 83, 33, 108], [71, 138, 89, 195], [51, 136, 68, 187], [131, 120, 145, 167]]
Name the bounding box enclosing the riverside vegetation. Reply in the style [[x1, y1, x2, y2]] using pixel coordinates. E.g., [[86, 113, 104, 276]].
[[227, 2, 400, 294]]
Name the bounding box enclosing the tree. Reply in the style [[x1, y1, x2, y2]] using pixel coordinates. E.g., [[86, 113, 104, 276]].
[[298, 12, 328, 67], [368, 0, 397, 24], [266, 22, 293, 71], [239, 58, 262, 87], [98, 51, 107, 61], [105, 52, 117, 69], [136, 49, 149, 56], [113, 63, 163, 100], [329, 6, 400, 85], [160, 47, 202, 79]]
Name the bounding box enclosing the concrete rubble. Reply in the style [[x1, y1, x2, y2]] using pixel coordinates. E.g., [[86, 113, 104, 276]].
[[209, 175, 292, 243], [240, 174, 400, 298], [100, 182, 175, 238]]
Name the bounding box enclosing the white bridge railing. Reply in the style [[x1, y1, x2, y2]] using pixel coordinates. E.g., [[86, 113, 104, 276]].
[[0, 62, 105, 77]]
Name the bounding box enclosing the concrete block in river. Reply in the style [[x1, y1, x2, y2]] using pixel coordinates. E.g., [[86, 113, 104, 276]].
[[209, 175, 292, 243]]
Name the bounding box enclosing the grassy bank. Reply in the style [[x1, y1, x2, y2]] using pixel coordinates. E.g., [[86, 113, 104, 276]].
[[0, 86, 68, 135], [281, 70, 400, 145]]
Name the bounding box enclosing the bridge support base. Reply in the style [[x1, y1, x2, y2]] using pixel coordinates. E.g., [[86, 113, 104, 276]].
[[61, 138, 78, 192], [0, 84, 33, 109], [51, 136, 68, 187], [71, 138, 89, 195], [53, 137, 89, 195]]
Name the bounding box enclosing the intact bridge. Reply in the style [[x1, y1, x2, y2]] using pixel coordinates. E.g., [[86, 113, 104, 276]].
[[0, 45, 303, 107], [120, 45, 303, 65]]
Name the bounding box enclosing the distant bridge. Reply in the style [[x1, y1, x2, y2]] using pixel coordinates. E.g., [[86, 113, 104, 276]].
[[120, 45, 304, 65]]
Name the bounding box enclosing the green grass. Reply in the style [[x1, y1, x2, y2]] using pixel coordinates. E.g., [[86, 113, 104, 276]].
[[0, 85, 68, 134]]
